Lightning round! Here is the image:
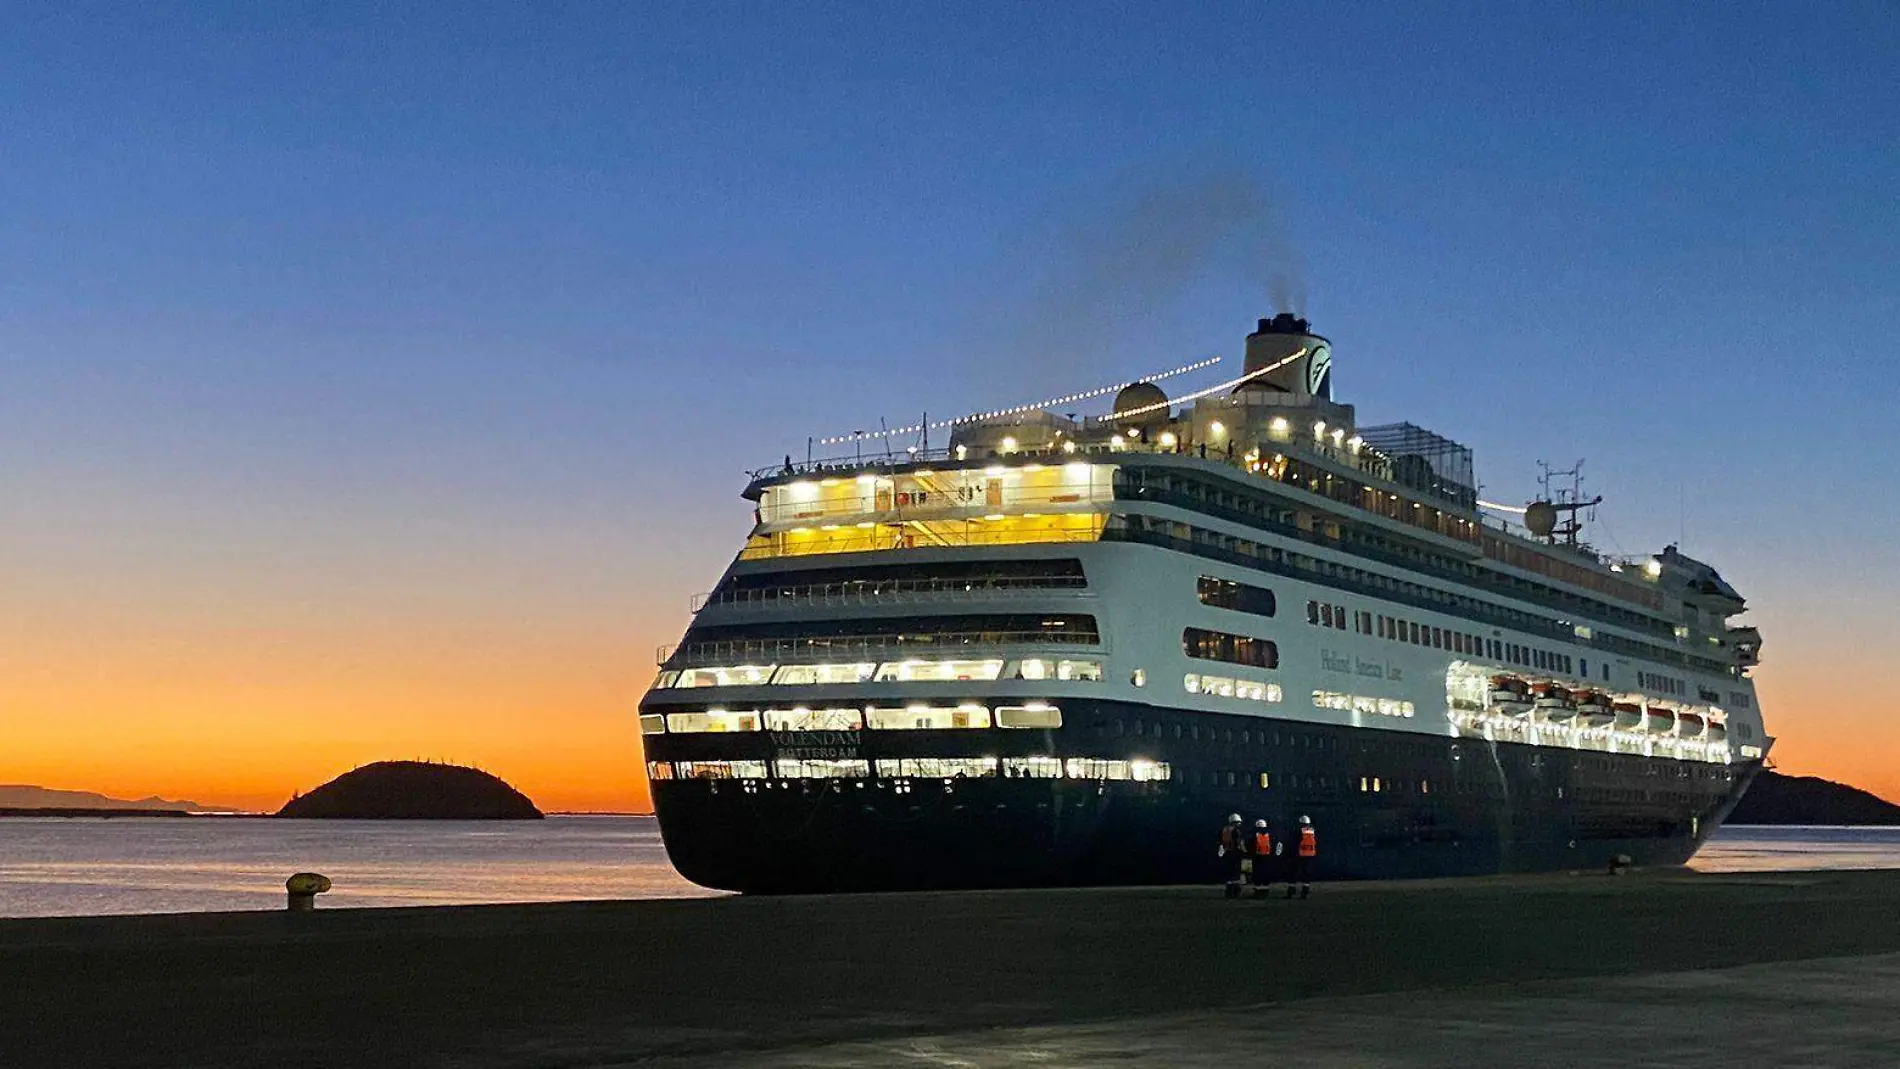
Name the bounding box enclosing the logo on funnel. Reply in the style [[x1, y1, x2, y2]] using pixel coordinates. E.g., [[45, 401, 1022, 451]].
[[1306, 344, 1332, 396]]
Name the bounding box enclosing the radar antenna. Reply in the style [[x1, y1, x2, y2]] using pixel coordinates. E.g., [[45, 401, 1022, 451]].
[[1522, 460, 1602, 551]]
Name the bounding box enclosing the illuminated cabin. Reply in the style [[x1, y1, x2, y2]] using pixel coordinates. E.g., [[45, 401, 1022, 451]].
[[640, 314, 1768, 893]]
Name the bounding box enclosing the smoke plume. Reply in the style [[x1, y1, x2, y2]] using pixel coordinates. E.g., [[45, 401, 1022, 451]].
[[1056, 167, 1305, 316], [990, 165, 1307, 383]]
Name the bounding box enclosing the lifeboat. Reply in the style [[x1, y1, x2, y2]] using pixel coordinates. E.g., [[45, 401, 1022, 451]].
[[1707, 720, 1728, 743], [1533, 683, 1576, 720], [1642, 706, 1676, 734], [1676, 711, 1707, 740], [1487, 676, 1533, 717], [1612, 701, 1643, 730], [1574, 690, 1615, 726]]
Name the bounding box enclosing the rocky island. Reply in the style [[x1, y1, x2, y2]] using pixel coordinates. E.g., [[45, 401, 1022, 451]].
[[1727, 770, 1900, 825], [276, 761, 543, 820]]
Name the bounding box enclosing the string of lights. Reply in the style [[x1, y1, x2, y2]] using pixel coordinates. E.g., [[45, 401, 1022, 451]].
[[1102, 348, 1308, 422], [816, 356, 1222, 445]]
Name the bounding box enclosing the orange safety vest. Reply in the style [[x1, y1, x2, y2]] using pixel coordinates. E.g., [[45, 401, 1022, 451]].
[[1253, 831, 1273, 855], [1297, 826, 1317, 857], [1220, 824, 1244, 852]]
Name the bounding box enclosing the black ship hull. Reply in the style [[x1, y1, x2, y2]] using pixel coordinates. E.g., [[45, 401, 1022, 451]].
[[647, 698, 1759, 894]]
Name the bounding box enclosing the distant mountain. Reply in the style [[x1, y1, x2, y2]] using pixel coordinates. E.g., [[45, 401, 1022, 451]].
[[0, 785, 239, 813], [276, 761, 543, 820], [1729, 771, 1900, 826]]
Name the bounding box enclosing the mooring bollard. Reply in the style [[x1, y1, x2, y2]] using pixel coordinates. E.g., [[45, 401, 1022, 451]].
[[287, 872, 333, 911], [1607, 854, 1633, 876]]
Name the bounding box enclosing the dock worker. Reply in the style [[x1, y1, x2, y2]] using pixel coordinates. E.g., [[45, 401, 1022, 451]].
[[1250, 819, 1278, 898], [1286, 815, 1317, 899], [1218, 813, 1248, 898]]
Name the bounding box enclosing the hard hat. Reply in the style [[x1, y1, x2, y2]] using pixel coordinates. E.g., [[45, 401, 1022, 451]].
[[1227, 813, 1242, 823], [1254, 819, 1268, 828], [1300, 815, 1312, 825]]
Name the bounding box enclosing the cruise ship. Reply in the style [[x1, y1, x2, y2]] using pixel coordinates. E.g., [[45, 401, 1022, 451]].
[[639, 314, 1768, 893]]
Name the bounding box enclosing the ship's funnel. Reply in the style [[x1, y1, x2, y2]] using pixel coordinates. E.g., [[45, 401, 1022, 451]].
[[1241, 313, 1332, 399]]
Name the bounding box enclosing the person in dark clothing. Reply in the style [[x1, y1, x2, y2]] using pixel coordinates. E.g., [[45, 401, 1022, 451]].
[[1249, 819, 1278, 898], [1218, 813, 1247, 898], [1286, 814, 1317, 898]]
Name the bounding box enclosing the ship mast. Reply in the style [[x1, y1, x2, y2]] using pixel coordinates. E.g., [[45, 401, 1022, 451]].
[[1524, 460, 1602, 551]]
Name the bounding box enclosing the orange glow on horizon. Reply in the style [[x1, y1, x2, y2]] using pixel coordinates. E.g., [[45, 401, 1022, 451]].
[[3, 593, 1895, 814], [0, 602, 675, 815]]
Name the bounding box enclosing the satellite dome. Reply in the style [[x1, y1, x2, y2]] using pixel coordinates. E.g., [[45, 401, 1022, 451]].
[[1524, 501, 1558, 539], [1112, 382, 1169, 432]]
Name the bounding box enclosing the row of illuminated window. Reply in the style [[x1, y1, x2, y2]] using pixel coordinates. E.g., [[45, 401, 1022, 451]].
[[640, 703, 1063, 735], [1638, 671, 1687, 697], [739, 513, 1106, 561], [702, 558, 1088, 607], [1308, 598, 1598, 681], [1112, 509, 1727, 678], [648, 755, 1169, 782], [1195, 575, 1277, 617], [1357, 775, 1431, 794], [1183, 673, 1284, 703], [1182, 627, 1279, 669], [653, 657, 1104, 690], [756, 464, 1111, 525], [1311, 690, 1417, 719], [1122, 465, 1678, 637]]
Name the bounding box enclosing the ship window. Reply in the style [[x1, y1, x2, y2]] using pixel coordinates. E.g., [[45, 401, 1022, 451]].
[[1059, 659, 1103, 681], [762, 707, 863, 731], [1132, 668, 1147, 687], [677, 759, 768, 779], [665, 709, 762, 733], [875, 757, 998, 778], [646, 761, 674, 781], [997, 704, 1063, 729], [771, 662, 876, 686], [1003, 756, 1063, 778], [1005, 657, 1104, 682], [1183, 627, 1279, 669], [875, 659, 1005, 682], [673, 665, 776, 688], [773, 758, 868, 778], [1410, 622, 1421, 644], [1259, 772, 1271, 788], [866, 704, 991, 730], [1307, 600, 1321, 625], [652, 670, 680, 689], [1334, 605, 1347, 630], [639, 714, 668, 735], [1063, 758, 1171, 781], [1197, 576, 1276, 617]]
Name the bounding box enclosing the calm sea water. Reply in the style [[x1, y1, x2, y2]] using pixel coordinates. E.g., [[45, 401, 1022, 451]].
[[0, 818, 1894, 919]]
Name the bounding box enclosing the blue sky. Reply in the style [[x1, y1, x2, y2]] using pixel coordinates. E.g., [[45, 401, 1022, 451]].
[[3, 3, 1897, 800]]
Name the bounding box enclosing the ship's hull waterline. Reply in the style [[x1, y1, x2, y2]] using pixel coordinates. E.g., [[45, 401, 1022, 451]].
[[648, 699, 1758, 894]]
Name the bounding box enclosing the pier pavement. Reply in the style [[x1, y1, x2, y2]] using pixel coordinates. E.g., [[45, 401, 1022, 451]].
[[4, 868, 1899, 1067]]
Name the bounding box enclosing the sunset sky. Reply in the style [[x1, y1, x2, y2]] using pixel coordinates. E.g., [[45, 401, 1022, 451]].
[[3, 6, 1896, 813]]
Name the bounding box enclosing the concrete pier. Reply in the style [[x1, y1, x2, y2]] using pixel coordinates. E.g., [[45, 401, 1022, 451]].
[[5, 869, 1900, 1067]]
